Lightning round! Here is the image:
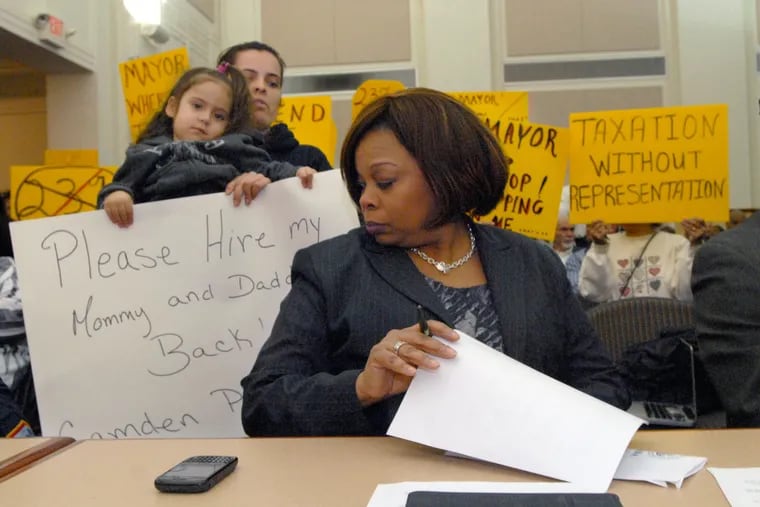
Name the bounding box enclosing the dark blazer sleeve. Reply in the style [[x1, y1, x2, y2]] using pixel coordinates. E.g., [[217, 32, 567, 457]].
[[692, 235, 760, 426], [559, 277, 630, 408], [527, 244, 630, 409], [240, 246, 381, 437]]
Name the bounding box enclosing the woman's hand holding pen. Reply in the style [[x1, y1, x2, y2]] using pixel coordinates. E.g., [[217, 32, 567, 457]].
[[355, 318, 459, 407]]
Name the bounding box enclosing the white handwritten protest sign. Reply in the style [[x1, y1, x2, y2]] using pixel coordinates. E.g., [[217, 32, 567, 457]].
[[10, 171, 359, 439]]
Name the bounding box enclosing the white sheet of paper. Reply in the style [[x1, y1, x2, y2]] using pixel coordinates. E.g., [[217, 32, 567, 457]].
[[614, 449, 707, 488], [708, 467, 760, 506], [386, 331, 642, 490], [366, 481, 601, 507]]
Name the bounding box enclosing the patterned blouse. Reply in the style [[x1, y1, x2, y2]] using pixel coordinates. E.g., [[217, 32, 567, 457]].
[[423, 276, 504, 352]]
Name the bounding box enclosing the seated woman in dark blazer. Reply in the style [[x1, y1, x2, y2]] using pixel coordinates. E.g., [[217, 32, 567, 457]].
[[241, 88, 629, 437]]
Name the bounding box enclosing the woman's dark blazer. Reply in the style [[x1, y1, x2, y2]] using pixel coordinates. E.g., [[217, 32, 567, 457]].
[[241, 222, 630, 436]]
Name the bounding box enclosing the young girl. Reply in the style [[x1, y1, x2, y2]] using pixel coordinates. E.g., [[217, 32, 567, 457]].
[[99, 64, 316, 227], [579, 219, 708, 302]]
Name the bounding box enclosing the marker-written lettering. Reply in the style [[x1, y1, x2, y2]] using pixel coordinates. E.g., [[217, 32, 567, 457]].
[[167, 284, 215, 307], [146, 328, 254, 377], [72, 294, 153, 338], [571, 113, 720, 146], [58, 410, 199, 439], [41, 228, 179, 289], [289, 217, 321, 241], [226, 271, 289, 299], [205, 209, 274, 262], [210, 387, 243, 413]]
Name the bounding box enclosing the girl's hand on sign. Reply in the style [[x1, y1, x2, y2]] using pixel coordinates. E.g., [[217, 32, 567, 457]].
[[588, 220, 609, 245], [103, 191, 135, 228], [226, 172, 272, 206], [296, 166, 317, 189]]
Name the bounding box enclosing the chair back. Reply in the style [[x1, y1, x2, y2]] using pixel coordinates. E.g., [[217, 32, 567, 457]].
[[586, 297, 694, 362]]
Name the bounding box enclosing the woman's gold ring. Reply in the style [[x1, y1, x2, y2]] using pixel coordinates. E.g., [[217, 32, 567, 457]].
[[392, 340, 408, 356]]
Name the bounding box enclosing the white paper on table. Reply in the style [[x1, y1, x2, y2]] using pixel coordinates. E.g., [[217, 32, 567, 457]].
[[614, 449, 707, 488], [708, 467, 760, 506], [386, 331, 643, 490], [366, 481, 601, 507]]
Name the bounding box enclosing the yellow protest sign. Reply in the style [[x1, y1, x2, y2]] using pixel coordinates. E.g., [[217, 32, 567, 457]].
[[568, 104, 729, 224], [473, 121, 569, 241], [119, 47, 190, 142], [351, 79, 406, 121], [43, 149, 98, 167], [276, 95, 337, 166], [450, 91, 529, 130], [10, 149, 116, 220]]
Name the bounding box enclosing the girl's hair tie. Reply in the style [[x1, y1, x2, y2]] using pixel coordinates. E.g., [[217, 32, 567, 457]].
[[216, 61, 230, 74]]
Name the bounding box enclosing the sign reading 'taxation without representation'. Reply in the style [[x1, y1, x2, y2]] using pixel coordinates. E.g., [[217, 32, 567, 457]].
[[568, 104, 729, 223]]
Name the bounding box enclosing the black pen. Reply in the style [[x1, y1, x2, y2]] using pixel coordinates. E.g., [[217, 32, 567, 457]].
[[416, 304, 431, 336]]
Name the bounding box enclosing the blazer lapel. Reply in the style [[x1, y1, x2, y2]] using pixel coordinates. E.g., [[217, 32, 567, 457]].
[[360, 233, 454, 325], [475, 225, 527, 360]]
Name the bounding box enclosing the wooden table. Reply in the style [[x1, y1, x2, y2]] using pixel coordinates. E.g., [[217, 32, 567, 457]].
[[0, 437, 74, 481], [0, 429, 755, 506]]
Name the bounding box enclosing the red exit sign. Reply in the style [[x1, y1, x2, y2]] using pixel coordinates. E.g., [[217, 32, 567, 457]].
[[37, 14, 66, 48], [47, 15, 64, 37]]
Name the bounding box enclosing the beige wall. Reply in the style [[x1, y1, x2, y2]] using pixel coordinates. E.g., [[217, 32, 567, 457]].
[[257, 0, 413, 164], [258, 0, 667, 167], [504, 0, 661, 55], [501, 0, 666, 143], [529, 87, 664, 127], [0, 97, 47, 191], [262, 0, 411, 66]]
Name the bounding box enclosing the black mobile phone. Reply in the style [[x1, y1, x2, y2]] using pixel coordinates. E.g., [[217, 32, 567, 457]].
[[154, 455, 238, 493]]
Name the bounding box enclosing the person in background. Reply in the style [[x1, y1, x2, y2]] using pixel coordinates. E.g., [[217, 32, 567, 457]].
[[0, 256, 26, 390], [240, 88, 629, 437], [217, 41, 332, 171], [98, 65, 316, 227], [0, 192, 13, 258], [728, 208, 750, 229], [0, 378, 32, 437], [0, 256, 38, 435], [579, 219, 708, 303], [551, 213, 585, 294], [691, 210, 760, 427], [705, 222, 726, 239]]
